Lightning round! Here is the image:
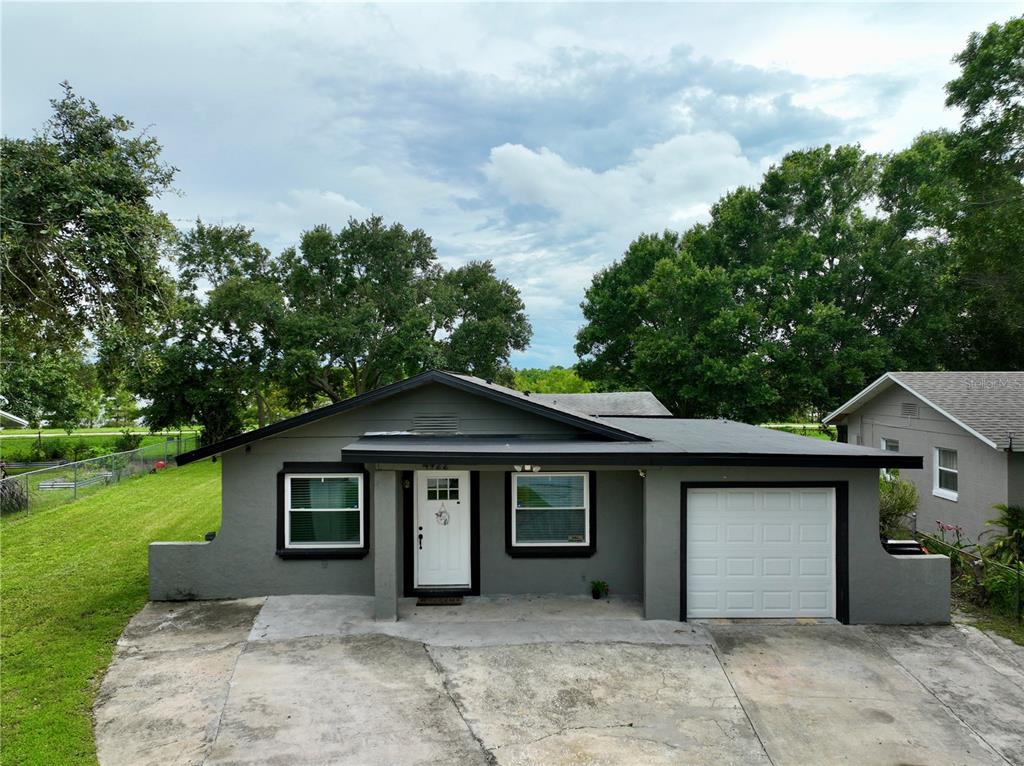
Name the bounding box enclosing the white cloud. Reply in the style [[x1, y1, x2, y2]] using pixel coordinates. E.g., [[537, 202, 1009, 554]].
[[3, 1, 1015, 366]]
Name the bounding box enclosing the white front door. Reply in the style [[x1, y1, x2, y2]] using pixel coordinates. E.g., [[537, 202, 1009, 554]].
[[686, 487, 836, 619], [415, 470, 471, 588]]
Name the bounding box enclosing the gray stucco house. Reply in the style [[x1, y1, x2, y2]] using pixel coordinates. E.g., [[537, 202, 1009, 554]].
[[153, 370, 949, 624], [825, 372, 1024, 542]]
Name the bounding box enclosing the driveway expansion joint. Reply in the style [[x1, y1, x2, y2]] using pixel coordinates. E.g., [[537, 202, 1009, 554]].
[[864, 630, 1015, 766]]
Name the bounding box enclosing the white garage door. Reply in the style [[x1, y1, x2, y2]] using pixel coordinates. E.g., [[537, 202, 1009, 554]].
[[686, 487, 835, 619]]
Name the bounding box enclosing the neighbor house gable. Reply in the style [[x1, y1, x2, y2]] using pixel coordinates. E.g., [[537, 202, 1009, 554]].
[[824, 373, 1002, 450]]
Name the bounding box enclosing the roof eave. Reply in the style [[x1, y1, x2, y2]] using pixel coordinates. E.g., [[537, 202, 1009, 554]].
[[341, 448, 922, 470]]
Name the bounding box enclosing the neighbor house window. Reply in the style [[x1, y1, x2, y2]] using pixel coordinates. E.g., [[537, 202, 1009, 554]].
[[933, 448, 958, 501], [284, 473, 364, 548], [881, 438, 900, 479], [512, 472, 589, 547]]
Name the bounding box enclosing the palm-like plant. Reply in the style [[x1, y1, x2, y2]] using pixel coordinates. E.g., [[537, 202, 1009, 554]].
[[980, 504, 1024, 565]]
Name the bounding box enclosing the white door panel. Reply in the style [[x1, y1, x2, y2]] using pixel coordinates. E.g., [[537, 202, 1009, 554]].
[[415, 471, 471, 588], [686, 488, 835, 619]]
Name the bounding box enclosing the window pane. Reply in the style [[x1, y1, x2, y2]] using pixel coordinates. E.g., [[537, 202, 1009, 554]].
[[937, 449, 957, 470], [427, 489, 438, 501], [290, 477, 360, 509], [883, 439, 899, 452], [516, 508, 585, 543], [517, 475, 585, 508], [289, 510, 360, 544], [449, 478, 459, 500], [938, 469, 958, 492]]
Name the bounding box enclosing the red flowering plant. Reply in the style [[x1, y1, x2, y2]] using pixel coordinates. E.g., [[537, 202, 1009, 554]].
[[934, 520, 977, 576]]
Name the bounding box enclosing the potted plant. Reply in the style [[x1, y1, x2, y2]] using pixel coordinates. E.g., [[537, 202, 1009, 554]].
[[590, 579, 609, 600]]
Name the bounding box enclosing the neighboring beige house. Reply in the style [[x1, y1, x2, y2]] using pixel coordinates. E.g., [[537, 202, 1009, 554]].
[[825, 372, 1024, 542]]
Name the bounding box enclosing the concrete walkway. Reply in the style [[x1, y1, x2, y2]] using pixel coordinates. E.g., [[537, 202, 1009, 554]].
[[94, 596, 1024, 766]]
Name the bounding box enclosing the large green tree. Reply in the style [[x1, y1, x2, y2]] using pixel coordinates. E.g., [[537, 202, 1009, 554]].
[[136, 223, 284, 441], [576, 145, 953, 420], [1, 84, 176, 424], [942, 16, 1024, 369], [277, 216, 531, 404], [513, 366, 593, 394]]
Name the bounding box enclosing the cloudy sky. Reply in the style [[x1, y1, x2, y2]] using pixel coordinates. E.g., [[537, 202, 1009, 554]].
[[2, 2, 1017, 366]]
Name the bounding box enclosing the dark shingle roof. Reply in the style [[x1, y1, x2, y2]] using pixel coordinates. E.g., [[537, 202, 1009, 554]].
[[825, 371, 1024, 451], [892, 372, 1023, 450], [529, 392, 672, 417], [342, 418, 919, 469]]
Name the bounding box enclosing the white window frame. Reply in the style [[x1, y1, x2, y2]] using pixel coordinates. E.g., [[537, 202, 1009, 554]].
[[511, 471, 590, 547], [284, 473, 364, 549], [880, 437, 899, 479], [932, 448, 959, 502]]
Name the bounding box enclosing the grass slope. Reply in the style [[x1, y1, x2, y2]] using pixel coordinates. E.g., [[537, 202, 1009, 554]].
[[1, 460, 221, 765]]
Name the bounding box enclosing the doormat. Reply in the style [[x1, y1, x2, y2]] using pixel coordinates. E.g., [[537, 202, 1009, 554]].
[[416, 596, 463, 606]]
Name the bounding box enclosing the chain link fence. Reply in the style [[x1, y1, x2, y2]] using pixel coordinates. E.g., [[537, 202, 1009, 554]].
[[0, 435, 199, 515]]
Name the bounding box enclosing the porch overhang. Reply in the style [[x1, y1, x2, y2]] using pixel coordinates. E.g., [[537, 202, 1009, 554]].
[[341, 436, 923, 470]]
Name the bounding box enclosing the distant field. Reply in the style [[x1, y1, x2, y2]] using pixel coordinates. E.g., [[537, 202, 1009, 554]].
[[0, 427, 198, 439], [0, 459, 221, 765], [762, 423, 836, 441]]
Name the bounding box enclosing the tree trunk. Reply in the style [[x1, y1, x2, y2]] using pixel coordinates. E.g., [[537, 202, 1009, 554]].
[[255, 391, 267, 429]]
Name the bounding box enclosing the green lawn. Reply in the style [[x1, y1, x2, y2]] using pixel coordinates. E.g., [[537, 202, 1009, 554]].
[[0, 460, 221, 765], [0, 432, 196, 464]]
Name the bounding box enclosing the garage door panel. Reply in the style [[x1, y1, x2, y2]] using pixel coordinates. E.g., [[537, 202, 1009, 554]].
[[799, 523, 829, 542], [725, 558, 755, 576], [762, 592, 793, 611], [762, 524, 792, 542], [762, 558, 792, 576], [725, 524, 755, 542], [686, 488, 835, 619]]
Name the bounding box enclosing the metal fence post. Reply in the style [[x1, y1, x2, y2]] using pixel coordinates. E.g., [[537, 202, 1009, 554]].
[[73, 461, 78, 500]]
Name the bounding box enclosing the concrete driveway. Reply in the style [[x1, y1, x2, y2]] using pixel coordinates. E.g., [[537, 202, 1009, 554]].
[[94, 596, 1024, 766]]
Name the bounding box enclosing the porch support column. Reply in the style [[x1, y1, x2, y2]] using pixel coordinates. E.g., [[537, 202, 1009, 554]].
[[643, 469, 681, 620], [373, 469, 399, 621]]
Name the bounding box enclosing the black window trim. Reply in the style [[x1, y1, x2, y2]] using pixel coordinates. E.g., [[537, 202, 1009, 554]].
[[276, 462, 370, 559], [505, 470, 598, 558]]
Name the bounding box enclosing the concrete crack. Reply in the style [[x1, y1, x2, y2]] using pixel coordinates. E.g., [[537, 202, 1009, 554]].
[[423, 645, 497, 765], [489, 722, 640, 752]]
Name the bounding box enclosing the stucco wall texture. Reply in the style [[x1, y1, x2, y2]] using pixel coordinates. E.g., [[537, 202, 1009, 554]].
[[150, 384, 949, 624], [845, 384, 1016, 541]]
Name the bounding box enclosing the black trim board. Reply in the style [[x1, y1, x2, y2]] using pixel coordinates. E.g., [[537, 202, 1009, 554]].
[[176, 370, 647, 465], [276, 462, 370, 559], [505, 470, 598, 558], [343, 449, 920, 470], [679, 481, 850, 624], [402, 470, 481, 597]]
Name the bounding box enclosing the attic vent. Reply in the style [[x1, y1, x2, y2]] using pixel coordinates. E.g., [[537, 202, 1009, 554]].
[[901, 402, 920, 418], [412, 413, 459, 434]]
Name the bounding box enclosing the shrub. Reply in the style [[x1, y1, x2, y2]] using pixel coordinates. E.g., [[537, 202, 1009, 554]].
[[981, 562, 1023, 617], [980, 504, 1024, 565], [112, 430, 143, 453], [879, 473, 918, 538]]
